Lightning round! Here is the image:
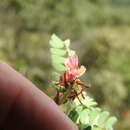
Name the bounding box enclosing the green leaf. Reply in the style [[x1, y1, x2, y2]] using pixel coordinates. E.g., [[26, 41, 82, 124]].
[[50, 34, 64, 48], [52, 72, 60, 81], [84, 96, 98, 108], [80, 109, 89, 124], [52, 62, 67, 72], [104, 117, 117, 129], [97, 111, 109, 125], [64, 39, 70, 48], [52, 55, 66, 64], [68, 109, 79, 122], [89, 108, 101, 124], [50, 48, 66, 56], [75, 106, 83, 114], [52, 85, 60, 89], [81, 125, 92, 130], [68, 50, 76, 56], [92, 127, 105, 130]]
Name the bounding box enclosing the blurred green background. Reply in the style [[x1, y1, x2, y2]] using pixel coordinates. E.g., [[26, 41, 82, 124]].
[[0, 0, 130, 129]]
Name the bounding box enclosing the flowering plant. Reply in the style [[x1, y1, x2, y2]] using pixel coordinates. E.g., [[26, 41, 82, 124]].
[[54, 55, 90, 105], [50, 34, 117, 130]]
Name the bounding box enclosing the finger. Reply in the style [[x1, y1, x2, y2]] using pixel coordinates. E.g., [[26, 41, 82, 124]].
[[0, 62, 78, 130]]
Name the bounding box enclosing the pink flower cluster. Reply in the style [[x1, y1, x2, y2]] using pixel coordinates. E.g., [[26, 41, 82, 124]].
[[54, 55, 90, 104], [57, 55, 87, 88]]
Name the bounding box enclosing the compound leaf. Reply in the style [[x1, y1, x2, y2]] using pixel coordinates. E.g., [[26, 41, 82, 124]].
[[50, 34, 64, 48], [97, 111, 109, 125], [52, 55, 66, 64], [52, 62, 67, 72], [50, 48, 66, 56], [80, 109, 89, 124], [104, 117, 117, 129]]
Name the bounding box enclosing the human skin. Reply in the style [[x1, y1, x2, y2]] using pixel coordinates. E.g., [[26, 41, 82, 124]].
[[0, 62, 78, 130]]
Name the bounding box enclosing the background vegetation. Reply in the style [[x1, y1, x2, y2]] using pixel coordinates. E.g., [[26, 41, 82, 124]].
[[0, 0, 130, 129]]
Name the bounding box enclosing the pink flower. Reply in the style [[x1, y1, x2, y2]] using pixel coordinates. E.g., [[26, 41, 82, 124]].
[[64, 55, 86, 78], [54, 55, 90, 105], [56, 55, 88, 88]]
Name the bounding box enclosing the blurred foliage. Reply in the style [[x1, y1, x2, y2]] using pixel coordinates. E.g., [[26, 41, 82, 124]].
[[0, 0, 130, 129]]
